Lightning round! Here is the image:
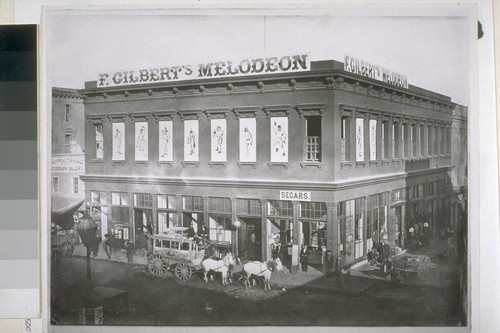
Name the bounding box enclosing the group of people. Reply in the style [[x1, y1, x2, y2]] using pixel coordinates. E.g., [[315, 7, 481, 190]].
[[91, 232, 135, 264], [186, 223, 209, 244], [368, 240, 392, 272], [408, 222, 431, 250]]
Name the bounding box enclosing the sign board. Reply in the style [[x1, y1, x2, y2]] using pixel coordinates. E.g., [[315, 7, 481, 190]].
[[291, 245, 299, 266], [279, 190, 311, 201], [97, 54, 310, 88], [344, 54, 408, 89], [51, 155, 85, 173]]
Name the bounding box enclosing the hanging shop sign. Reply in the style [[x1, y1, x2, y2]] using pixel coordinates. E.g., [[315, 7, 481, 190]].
[[344, 54, 408, 89], [97, 54, 310, 88], [279, 190, 311, 201]]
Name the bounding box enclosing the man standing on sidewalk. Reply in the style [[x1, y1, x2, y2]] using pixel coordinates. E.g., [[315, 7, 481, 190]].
[[300, 245, 310, 272], [103, 234, 113, 260], [380, 240, 391, 273]]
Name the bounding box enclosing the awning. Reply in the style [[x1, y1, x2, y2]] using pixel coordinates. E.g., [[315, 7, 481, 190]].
[[51, 196, 85, 215]]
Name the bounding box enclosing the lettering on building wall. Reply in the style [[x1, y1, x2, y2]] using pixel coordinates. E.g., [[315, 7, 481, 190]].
[[97, 54, 310, 88], [344, 55, 408, 89], [51, 155, 85, 172], [279, 190, 311, 201]]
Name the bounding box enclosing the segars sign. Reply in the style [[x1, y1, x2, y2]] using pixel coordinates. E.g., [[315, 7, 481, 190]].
[[279, 190, 311, 201]]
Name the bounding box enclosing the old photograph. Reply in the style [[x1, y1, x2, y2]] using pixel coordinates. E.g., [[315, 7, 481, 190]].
[[43, 5, 472, 329]]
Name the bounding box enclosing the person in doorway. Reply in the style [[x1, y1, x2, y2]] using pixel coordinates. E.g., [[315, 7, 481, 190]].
[[300, 245, 310, 272], [125, 239, 134, 264], [103, 234, 112, 260]]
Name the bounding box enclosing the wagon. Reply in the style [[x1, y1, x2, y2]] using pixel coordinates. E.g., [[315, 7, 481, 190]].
[[390, 253, 438, 283], [146, 229, 232, 281], [51, 225, 78, 258]]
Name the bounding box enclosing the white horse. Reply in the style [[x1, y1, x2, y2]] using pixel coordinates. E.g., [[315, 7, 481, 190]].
[[241, 258, 283, 291], [202, 252, 237, 286]]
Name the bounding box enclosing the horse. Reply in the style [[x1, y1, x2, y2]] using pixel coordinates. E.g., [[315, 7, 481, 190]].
[[241, 258, 283, 290], [201, 252, 238, 286]]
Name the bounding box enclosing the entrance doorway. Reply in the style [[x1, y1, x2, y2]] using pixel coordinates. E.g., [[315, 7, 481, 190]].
[[237, 217, 261, 261], [134, 208, 153, 250]]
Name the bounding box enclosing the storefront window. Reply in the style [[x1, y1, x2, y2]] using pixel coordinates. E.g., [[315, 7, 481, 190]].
[[268, 200, 293, 217], [110, 192, 130, 248], [354, 198, 365, 259], [134, 193, 153, 208], [183, 196, 203, 211], [209, 197, 231, 214], [300, 202, 326, 219], [112, 192, 128, 206], [237, 199, 261, 216], [95, 124, 103, 159], [208, 216, 232, 243]]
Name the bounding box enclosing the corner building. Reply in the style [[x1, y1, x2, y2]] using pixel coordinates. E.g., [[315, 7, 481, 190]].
[[79, 59, 464, 270]]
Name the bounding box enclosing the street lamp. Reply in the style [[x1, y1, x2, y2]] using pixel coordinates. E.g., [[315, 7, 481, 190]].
[[77, 205, 97, 281], [233, 220, 241, 257]]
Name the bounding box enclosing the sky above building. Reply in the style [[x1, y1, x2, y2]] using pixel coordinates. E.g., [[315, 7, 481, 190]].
[[44, 7, 472, 106]]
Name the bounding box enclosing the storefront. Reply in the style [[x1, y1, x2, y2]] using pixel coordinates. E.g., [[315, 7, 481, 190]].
[[79, 55, 462, 270]]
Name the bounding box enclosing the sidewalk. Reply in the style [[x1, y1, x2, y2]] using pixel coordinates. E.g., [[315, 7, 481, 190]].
[[68, 238, 456, 297]]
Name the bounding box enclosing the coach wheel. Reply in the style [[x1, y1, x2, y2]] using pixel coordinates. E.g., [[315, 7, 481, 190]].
[[148, 254, 169, 278], [174, 263, 192, 281], [58, 241, 74, 258]]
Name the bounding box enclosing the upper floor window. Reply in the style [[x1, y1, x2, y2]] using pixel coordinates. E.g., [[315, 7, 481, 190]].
[[341, 116, 350, 161], [52, 177, 59, 194], [420, 125, 425, 156], [305, 116, 321, 162], [65, 104, 70, 122], [381, 121, 388, 159], [355, 117, 364, 162], [369, 119, 377, 161], [392, 122, 399, 158], [72, 177, 79, 194], [95, 124, 103, 159]]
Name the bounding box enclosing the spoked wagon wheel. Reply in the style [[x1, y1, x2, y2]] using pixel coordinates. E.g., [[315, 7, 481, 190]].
[[58, 241, 74, 258], [148, 254, 169, 278], [173, 263, 193, 281]]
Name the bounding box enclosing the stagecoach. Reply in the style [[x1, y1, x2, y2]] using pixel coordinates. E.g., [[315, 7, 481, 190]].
[[146, 228, 231, 281]]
